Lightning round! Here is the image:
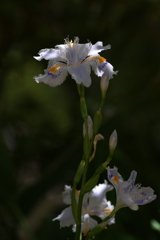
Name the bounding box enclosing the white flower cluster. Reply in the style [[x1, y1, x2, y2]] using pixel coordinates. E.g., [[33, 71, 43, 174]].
[[53, 168, 156, 235], [53, 181, 114, 236]]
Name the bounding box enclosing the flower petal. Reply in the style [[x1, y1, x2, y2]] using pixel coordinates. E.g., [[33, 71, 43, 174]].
[[34, 48, 61, 61], [88, 42, 111, 55], [107, 167, 124, 189], [34, 62, 68, 87], [76, 43, 92, 63], [102, 62, 118, 80], [100, 201, 115, 220], [53, 206, 75, 227], [132, 186, 157, 205], [127, 171, 137, 185], [56, 39, 91, 65], [81, 214, 98, 236], [117, 181, 138, 210], [68, 63, 91, 87], [62, 185, 72, 205], [83, 55, 106, 77], [88, 181, 113, 214]]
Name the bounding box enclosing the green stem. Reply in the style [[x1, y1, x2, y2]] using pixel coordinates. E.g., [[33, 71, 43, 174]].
[[74, 192, 83, 240], [102, 207, 117, 222], [99, 93, 106, 111], [74, 84, 91, 240], [74, 83, 108, 240]]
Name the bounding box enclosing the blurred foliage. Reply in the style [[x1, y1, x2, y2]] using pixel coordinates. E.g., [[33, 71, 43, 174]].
[[0, 0, 160, 239]]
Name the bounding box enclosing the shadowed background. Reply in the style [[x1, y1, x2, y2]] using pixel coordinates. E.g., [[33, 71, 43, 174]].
[[0, 0, 160, 239]]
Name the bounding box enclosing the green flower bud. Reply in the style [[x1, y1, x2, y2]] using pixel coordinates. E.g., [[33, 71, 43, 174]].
[[100, 72, 109, 97], [109, 130, 118, 153], [83, 116, 93, 139]]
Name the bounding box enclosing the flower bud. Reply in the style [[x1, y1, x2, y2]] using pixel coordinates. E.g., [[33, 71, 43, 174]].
[[100, 72, 109, 95], [100, 63, 118, 97], [83, 115, 93, 139], [109, 130, 118, 153]]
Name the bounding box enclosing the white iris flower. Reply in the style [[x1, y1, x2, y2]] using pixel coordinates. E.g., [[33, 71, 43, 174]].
[[53, 181, 115, 236], [34, 37, 117, 87], [107, 167, 157, 211]]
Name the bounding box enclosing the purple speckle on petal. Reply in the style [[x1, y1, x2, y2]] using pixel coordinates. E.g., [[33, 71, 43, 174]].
[[109, 173, 114, 180], [98, 62, 107, 71], [48, 71, 61, 79]]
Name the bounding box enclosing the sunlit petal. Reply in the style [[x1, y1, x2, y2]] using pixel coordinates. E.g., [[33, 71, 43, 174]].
[[77, 43, 92, 63], [34, 48, 60, 61], [68, 63, 91, 87], [89, 181, 113, 208], [88, 42, 111, 55], [34, 62, 68, 87], [102, 62, 118, 80], [83, 55, 106, 77]]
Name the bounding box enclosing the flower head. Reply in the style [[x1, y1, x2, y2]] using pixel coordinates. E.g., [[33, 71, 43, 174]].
[[53, 181, 114, 235], [107, 167, 157, 211], [34, 37, 117, 87]]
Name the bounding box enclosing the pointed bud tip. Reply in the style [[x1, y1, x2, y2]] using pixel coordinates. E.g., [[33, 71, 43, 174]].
[[83, 115, 93, 139], [109, 130, 118, 152]]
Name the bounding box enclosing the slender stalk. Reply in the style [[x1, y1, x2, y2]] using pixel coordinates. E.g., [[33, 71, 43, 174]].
[[74, 84, 91, 240], [74, 192, 83, 240], [74, 83, 108, 240]]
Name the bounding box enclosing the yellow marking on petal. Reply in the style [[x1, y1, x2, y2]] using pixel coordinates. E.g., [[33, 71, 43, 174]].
[[49, 64, 65, 73], [93, 56, 106, 63], [139, 194, 146, 197], [112, 175, 119, 184], [83, 56, 106, 63], [49, 65, 61, 73], [103, 208, 112, 214]]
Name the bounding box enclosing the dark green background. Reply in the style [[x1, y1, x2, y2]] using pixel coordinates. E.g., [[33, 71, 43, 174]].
[[0, 0, 160, 239]]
